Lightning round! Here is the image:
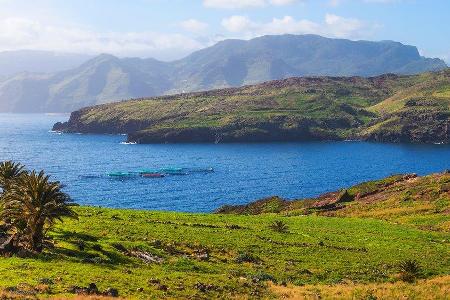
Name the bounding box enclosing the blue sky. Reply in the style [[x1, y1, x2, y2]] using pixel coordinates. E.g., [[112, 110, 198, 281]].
[[0, 0, 448, 62]]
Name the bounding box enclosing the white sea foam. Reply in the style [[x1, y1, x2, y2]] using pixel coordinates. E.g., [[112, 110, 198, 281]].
[[48, 130, 62, 135]]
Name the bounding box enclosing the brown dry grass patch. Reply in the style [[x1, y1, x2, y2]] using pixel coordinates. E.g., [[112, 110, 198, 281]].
[[269, 276, 450, 300]]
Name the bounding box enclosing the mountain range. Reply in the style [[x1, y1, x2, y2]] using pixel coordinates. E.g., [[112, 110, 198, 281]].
[[0, 34, 447, 113]]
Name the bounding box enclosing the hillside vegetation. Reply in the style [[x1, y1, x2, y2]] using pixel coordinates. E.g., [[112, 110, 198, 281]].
[[55, 69, 450, 144], [0, 171, 449, 299], [217, 171, 450, 233], [1, 34, 446, 113]]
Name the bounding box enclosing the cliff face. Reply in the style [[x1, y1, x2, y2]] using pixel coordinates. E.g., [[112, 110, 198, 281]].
[[127, 117, 339, 144], [53, 69, 450, 144]]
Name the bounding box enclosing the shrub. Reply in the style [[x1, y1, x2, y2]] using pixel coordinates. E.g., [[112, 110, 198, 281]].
[[75, 239, 86, 251], [398, 259, 421, 282], [269, 220, 289, 233], [92, 244, 102, 251], [252, 272, 276, 283], [235, 252, 260, 264]]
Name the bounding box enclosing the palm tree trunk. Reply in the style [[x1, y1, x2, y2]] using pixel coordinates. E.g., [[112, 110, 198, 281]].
[[31, 222, 44, 252]]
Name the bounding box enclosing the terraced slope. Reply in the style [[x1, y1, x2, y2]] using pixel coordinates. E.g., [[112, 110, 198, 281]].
[[54, 69, 450, 143]]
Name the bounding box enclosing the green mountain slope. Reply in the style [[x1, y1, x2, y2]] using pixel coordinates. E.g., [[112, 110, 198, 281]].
[[360, 70, 450, 143], [1, 34, 447, 113], [54, 69, 450, 144]]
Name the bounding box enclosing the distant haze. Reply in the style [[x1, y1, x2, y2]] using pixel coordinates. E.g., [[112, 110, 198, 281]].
[[0, 34, 447, 113], [0, 50, 93, 77]]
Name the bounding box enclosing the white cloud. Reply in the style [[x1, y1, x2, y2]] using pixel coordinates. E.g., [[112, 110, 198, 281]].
[[269, 0, 298, 5], [221, 16, 255, 32], [329, 0, 400, 6], [180, 19, 209, 33], [418, 49, 450, 64], [203, 0, 298, 9], [221, 14, 372, 39], [0, 17, 206, 59], [203, 0, 265, 9], [324, 14, 365, 38]]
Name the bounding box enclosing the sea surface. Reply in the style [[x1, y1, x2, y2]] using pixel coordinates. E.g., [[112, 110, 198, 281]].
[[1, 113, 450, 212]]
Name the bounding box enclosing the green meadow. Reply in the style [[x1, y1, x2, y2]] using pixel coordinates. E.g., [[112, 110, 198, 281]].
[[0, 205, 449, 299]]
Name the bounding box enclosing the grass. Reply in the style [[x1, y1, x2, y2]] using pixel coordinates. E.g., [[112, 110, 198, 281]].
[[218, 172, 450, 233], [0, 203, 449, 299], [0, 172, 449, 298], [58, 68, 450, 143]]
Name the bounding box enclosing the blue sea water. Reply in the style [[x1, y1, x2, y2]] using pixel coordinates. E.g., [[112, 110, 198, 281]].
[[1, 113, 450, 212]]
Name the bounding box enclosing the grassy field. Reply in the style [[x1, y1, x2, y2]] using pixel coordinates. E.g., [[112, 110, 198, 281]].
[[1, 172, 449, 299], [0, 204, 449, 298]]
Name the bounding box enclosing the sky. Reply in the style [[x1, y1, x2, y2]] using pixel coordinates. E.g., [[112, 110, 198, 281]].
[[0, 0, 449, 62]]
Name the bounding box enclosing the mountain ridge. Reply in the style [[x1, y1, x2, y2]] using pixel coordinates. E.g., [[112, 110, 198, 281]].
[[0, 34, 447, 113]]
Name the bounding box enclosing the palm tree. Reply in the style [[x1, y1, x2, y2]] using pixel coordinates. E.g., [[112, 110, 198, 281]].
[[0, 161, 26, 192], [0, 161, 26, 228], [269, 220, 289, 233], [1, 170, 78, 252]]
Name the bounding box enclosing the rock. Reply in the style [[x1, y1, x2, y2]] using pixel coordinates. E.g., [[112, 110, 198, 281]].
[[157, 284, 169, 291], [38, 278, 54, 285], [193, 250, 209, 261], [52, 122, 64, 131], [148, 278, 161, 285], [129, 249, 164, 264], [88, 283, 99, 294], [194, 282, 217, 292], [402, 174, 418, 181], [335, 189, 354, 203], [68, 283, 118, 298], [104, 287, 119, 297], [68, 283, 98, 295], [440, 183, 450, 192]]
